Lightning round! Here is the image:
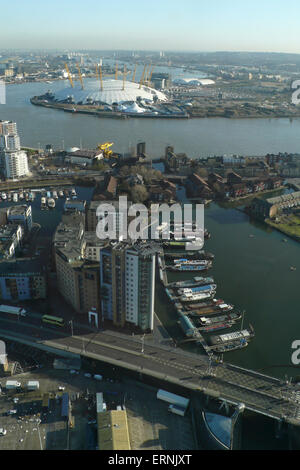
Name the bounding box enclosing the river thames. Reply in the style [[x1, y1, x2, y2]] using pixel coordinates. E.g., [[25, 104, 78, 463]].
[[1, 82, 300, 383]]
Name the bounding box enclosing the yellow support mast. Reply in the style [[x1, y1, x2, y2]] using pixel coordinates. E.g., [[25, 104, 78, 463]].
[[77, 63, 84, 90], [115, 62, 118, 80], [139, 64, 147, 89], [65, 63, 74, 88], [149, 65, 155, 84], [132, 64, 137, 82], [144, 64, 151, 83], [122, 64, 126, 90]]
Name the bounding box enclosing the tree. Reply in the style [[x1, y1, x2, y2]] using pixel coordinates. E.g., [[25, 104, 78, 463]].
[[130, 185, 149, 203]]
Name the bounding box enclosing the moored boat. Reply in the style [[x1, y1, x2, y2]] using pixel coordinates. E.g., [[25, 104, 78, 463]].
[[47, 198, 55, 208]]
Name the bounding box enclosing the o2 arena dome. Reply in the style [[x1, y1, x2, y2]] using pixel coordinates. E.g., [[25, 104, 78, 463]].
[[52, 79, 167, 106]]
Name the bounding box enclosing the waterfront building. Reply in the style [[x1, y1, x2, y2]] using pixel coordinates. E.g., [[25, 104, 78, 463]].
[[53, 221, 103, 315], [249, 191, 300, 220], [86, 200, 132, 234], [7, 205, 32, 232], [65, 149, 103, 166], [0, 120, 29, 179], [0, 224, 23, 259], [3, 150, 29, 179], [0, 258, 46, 300], [100, 241, 157, 331], [64, 199, 86, 213]]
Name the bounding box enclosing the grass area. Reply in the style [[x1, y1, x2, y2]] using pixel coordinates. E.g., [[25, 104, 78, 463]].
[[266, 214, 300, 240]]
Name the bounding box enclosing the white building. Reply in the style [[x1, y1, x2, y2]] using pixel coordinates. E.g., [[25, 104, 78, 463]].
[[0, 120, 29, 179], [4, 150, 29, 179]]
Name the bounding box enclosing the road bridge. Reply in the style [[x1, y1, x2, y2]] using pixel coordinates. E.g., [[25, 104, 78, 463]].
[[0, 317, 299, 427]]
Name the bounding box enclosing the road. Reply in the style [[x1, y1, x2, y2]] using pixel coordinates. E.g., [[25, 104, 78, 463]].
[[0, 315, 300, 426]]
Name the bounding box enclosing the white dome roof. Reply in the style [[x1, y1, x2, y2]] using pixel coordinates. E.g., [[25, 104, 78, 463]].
[[66, 146, 80, 153], [53, 79, 167, 106]]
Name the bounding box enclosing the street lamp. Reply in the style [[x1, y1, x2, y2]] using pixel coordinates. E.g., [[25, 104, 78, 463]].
[[141, 334, 145, 354]]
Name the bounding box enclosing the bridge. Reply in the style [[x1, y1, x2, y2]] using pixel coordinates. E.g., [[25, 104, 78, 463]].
[[0, 316, 300, 427]]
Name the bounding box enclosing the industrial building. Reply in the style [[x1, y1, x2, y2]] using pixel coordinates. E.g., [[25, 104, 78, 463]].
[[97, 409, 131, 451]]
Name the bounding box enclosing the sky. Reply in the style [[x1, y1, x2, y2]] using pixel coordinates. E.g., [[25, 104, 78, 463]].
[[1, 0, 300, 53]]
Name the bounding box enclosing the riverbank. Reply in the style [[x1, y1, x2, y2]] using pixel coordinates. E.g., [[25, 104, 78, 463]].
[[266, 215, 300, 243]]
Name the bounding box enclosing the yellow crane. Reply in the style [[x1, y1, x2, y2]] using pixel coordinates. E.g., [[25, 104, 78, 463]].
[[122, 64, 126, 91], [139, 64, 147, 89], [65, 63, 74, 88], [115, 62, 118, 80], [97, 142, 114, 158], [76, 63, 84, 90], [132, 64, 137, 82]]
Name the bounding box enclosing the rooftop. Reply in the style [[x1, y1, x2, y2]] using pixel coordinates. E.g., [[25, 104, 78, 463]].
[[97, 410, 130, 451]]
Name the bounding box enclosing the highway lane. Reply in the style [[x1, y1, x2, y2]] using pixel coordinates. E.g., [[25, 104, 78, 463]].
[[0, 316, 300, 424]]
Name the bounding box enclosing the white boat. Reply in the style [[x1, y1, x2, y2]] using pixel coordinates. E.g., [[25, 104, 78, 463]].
[[59, 190, 64, 197], [19, 192, 24, 200], [13, 193, 18, 202], [71, 188, 76, 196], [180, 292, 213, 302], [53, 190, 58, 199], [41, 196, 47, 207], [47, 198, 55, 208], [1, 192, 7, 200]]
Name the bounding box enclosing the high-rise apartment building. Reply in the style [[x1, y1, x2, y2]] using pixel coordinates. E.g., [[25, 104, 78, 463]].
[[100, 241, 158, 332], [0, 120, 29, 179]]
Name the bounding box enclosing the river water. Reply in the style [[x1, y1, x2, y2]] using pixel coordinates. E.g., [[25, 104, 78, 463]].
[[2, 81, 300, 158], [1, 82, 300, 382]]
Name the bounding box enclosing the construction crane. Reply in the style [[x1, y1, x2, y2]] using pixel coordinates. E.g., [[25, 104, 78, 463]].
[[115, 62, 118, 80], [65, 63, 74, 88], [97, 142, 114, 158], [132, 64, 137, 83], [122, 65, 126, 91], [139, 64, 147, 89], [77, 63, 84, 90]]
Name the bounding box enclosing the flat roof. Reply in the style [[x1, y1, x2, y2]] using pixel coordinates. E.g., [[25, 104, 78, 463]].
[[97, 410, 130, 450]]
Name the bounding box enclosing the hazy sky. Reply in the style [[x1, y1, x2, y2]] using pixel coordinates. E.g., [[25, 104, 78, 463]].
[[1, 0, 300, 52]]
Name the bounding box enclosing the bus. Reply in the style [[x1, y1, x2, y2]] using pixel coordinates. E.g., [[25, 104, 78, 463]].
[[42, 315, 65, 327]]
